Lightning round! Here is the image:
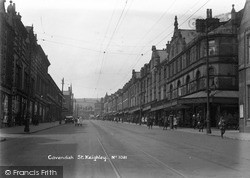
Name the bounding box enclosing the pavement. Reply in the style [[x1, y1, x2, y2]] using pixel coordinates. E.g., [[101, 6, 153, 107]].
[[1, 120, 250, 142], [0, 121, 64, 141], [123, 121, 250, 141]]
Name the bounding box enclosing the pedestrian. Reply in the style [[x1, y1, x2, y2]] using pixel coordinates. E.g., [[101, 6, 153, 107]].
[[169, 115, 173, 129], [163, 116, 169, 130], [173, 115, 178, 129], [192, 114, 196, 129], [198, 119, 204, 132], [147, 116, 153, 129], [218, 116, 226, 138], [75, 117, 80, 126], [196, 113, 203, 132], [3, 114, 8, 127]]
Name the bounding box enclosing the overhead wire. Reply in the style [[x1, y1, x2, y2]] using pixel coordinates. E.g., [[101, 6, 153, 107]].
[[139, 0, 206, 58], [96, 0, 129, 96], [114, 0, 176, 81], [38, 38, 138, 55], [109, 0, 211, 92]]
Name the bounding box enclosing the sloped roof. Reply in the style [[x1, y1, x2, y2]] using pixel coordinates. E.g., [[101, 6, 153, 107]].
[[179, 29, 198, 44]]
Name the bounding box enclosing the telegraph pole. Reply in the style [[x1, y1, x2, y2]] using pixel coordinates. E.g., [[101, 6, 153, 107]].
[[60, 78, 64, 124], [206, 18, 211, 134]]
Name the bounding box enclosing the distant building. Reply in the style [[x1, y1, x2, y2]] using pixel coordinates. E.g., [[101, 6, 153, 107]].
[[74, 98, 100, 119], [94, 98, 103, 117], [238, 1, 250, 132], [63, 85, 74, 117]]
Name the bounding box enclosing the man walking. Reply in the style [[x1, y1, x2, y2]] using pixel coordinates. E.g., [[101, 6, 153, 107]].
[[218, 116, 226, 138]]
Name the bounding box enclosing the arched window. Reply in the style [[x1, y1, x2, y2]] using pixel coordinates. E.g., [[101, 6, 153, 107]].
[[196, 71, 201, 91], [177, 80, 181, 97], [186, 75, 190, 94]]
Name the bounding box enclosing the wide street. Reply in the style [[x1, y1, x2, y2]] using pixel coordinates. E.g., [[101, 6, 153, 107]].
[[1, 120, 250, 178]]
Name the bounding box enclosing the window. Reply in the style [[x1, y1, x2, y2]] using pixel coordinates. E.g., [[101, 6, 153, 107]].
[[164, 84, 166, 99], [209, 40, 217, 56], [182, 55, 186, 69], [177, 80, 181, 97], [209, 67, 215, 88], [180, 56, 182, 70], [164, 66, 167, 79], [190, 46, 196, 63], [24, 72, 29, 92], [248, 36, 250, 64], [200, 41, 206, 57], [186, 75, 190, 94], [170, 85, 173, 100], [196, 71, 201, 90], [16, 65, 22, 89], [186, 51, 190, 66], [248, 86, 250, 121], [175, 61, 177, 74], [196, 44, 200, 60]]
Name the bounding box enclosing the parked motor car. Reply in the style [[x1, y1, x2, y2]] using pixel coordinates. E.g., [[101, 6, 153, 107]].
[[65, 116, 74, 123]]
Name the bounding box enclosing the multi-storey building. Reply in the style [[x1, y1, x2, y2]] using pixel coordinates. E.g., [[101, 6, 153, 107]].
[[103, 6, 241, 130], [0, 0, 15, 127], [0, 1, 63, 127], [47, 74, 63, 122], [238, 0, 250, 132]]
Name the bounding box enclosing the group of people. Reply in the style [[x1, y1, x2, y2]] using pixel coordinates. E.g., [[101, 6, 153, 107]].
[[162, 115, 178, 130], [192, 113, 227, 138], [75, 117, 83, 126], [145, 114, 179, 130]]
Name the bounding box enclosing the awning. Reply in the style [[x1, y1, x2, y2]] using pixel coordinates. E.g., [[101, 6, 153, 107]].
[[142, 105, 151, 111], [182, 90, 238, 99], [130, 107, 141, 113]]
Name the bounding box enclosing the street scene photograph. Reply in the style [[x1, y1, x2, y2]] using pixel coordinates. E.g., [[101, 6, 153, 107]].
[[1, 0, 250, 177]]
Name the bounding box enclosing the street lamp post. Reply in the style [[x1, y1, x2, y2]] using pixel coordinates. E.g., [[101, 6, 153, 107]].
[[196, 9, 216, 134], [60, 78, 64, 124]]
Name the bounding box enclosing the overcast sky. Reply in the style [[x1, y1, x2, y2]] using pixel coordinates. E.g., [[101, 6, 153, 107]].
[[13, 0, 246, 98]]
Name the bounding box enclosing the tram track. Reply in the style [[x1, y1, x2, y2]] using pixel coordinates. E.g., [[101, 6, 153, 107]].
[[90, 121, 188, 178], [91, 120, 248, 177]]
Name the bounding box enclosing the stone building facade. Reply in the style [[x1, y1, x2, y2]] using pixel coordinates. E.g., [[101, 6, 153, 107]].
[[103, 6, 241, 130], [0, 1, 63, 127], [238, 0, 250, 132]]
